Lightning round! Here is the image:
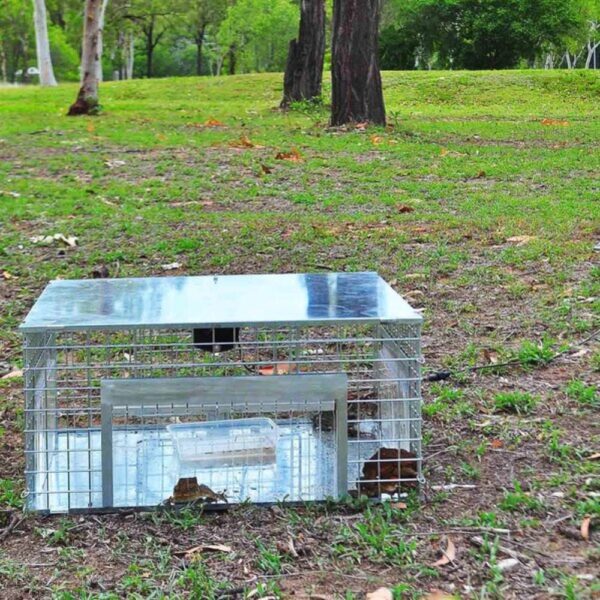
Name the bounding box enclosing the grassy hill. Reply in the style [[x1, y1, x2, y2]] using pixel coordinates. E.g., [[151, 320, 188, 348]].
[[0, 71, 599, 598]]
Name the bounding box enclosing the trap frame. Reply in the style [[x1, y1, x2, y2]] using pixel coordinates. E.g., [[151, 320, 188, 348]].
[[21, 272, 423, 513]]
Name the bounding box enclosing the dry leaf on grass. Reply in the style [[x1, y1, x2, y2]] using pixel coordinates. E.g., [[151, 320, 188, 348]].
[[431, 536, 456, 567], [31, 233, 78, 248], [1, 271, 14, 280], [204, 118, 224, 127], [588, 453, 600, 461], [275, 148, 303, 162], [541, 118, 569, 126], [0, 190, 21, 198], [104, 159, 126, 169], [397, 205, 415, 214], [581, 516, 592, 541], [260, 164, 274, 175], [229, 135, 263, 149], [391, 502, 408, 510], [423, 592, 456, 600], [370, 135, 384, 145], [365, 588, 393, 600], [176, 543, 232, 557], [506, 235, 536, 246], [1, 369, 23, 379], [161, 262, 182, 271]]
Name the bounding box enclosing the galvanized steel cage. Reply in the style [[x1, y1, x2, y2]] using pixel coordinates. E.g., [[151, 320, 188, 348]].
[[20, 273, 423, 513]]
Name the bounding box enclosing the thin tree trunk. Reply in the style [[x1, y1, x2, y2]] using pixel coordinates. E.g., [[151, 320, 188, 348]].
[[585, 40, 600, 68], [0, 46, 7, 83], [195, 25, 206, 76], [331, 0, 385, 126], [96, 0, 109, 81], [227, 43, 236, 75], [281, 0, 325, 107], [32, 0, 57, 86], [68, 0, 102, 115], [125, 32, 134, 79]]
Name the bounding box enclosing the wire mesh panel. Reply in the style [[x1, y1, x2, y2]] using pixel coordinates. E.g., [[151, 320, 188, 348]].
[[21, 273, 423, 513]]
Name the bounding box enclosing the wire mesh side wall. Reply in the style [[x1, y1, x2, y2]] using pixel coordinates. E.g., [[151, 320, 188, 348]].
[[23, 322, 422, 512]]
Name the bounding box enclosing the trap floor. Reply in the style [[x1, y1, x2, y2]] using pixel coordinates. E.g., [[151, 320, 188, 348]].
[[33, 419, 380, 512]]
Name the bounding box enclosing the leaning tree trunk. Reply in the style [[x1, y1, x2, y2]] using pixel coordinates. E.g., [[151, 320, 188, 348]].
[[331, 0, 385, 126], [68, 0, 102, 115], [281, 0, 325, 107], [32, 0, 57, 86]]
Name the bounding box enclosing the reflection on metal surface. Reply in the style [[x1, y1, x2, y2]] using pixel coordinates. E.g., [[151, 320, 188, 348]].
[[21, 272, 421, 331]]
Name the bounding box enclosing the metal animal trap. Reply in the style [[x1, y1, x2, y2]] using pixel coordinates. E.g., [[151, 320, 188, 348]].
[[20, 272, 423, 513]]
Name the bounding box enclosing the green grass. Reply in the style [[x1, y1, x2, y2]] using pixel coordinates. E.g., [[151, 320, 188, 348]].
[[1, 70, 599, 599]]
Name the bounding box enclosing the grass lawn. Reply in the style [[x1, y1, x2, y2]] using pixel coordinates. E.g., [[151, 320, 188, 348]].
[[0, 70, 599, 599]]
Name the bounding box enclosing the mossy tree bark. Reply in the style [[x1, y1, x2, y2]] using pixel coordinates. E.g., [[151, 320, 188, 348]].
[[68, 0, 102, 115], [281, 0, 326, 107], [331, 0, 386, 126]]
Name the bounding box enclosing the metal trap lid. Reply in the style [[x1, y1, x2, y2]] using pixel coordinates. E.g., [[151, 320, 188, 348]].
[[19, 272, 422, 332]]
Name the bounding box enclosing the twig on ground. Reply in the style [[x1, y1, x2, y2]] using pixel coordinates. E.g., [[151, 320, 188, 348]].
[[424, 328, 600, 382], [0, 512, 24, 542]]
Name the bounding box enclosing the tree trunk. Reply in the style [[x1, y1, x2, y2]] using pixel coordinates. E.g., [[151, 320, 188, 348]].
[[32, 0, 57, 86], [331, 0, 385, 126], [125, 32, 134, 79], [227, 44, 236, 75], [68, 0, 102, 115], [0, 46, 7, 83], [96, 0, 109, 81], [281, 0, 325, 107], [195, 25, 206, 76]]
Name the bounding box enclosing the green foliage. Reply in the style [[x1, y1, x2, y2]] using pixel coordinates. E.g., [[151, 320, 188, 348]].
[[0, 478, 22, 509], [218, 0, 299, 73], [515, 338, 556, 367], [493, 391, 538, 414], [500, 482, 544, 513], [381, 0, 587, 70], [565, 380, 598, 406], [49, 25, 79, 81]]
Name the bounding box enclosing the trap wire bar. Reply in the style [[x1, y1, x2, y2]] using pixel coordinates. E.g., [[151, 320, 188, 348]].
[[20, 272, 423, 513]]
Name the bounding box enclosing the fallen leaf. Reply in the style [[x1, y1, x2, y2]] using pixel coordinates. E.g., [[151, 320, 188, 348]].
[[370, 134, 384, 145], [431, 537, 456, 567], [204, 118, 224, 127], [366, 588, 392, 600], [397, 205, 415, 214], [391, 502, 408, 510], [491, 439, 504, 449], [507, 235, 536, 246], [161, 262, 182, 271], [541, 118, 569, 126], [423, 592, 456, 600], [31, 233, 78, 247], [354, 122, 368, 131], [588, 453, 600, 461], [260, 164, 273, 175], [1, 369, 23, 379], [0, 190, 21, 198], [259, 363, 293, 376], [177, 543, 232, 557], [275, 148, 303, 162], [1, 271, 14, 280], [497, 557, 520, 572], [229, 135, 259, 149], [581, 516, 591, 541], [104, 159, 126, 169], [482, 348, 499, 364], [476, 170, 486, 178]]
